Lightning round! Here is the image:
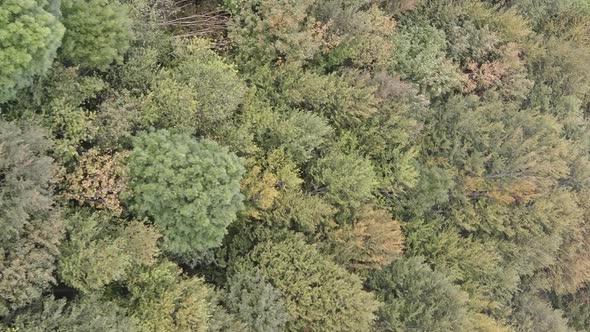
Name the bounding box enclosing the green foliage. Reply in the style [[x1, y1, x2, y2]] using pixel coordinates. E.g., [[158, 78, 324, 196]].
[[1, 0, 589, 330], [140, 38, 246, 134], [60, 0, 133, 69], [367, 256, 468, 332], [5, 64, 107, 164], [125, 260, 215, 332], [8, 296, 138, 332], [241, 99, 333, 164], [92, 90, 142, 149], [510, 293, 571, 332], [0, 120, 64, 317], [58, 210, 160, 293], [310, 148, 378, 212], [550, 287, 590, 331], [402, 218, 513, 314], [225, 268, 291, 331], [233, 234, 379, 331], [354, 90, 422, 194], [265, 189, 336, 234], [251, 65, 380, 127], [390, 15, 461, 96], [0, 0, 64, 102], [226, 0, 395, 71], [124, 130, 245, 258], [225, 0, 327, 68]]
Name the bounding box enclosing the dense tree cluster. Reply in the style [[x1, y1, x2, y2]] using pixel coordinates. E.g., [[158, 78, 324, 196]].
[[0, 0, 589, 330]]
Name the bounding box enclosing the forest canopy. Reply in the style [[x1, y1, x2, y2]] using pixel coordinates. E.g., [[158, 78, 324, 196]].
[[0, 0, 589, 331]]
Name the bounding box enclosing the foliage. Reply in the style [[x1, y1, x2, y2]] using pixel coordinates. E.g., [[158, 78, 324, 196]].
[[367, 256, 468, 332], [0, 0, 64, 102], [265, 189, 336, 234], [124, 130, 245, 258], [125, 260, 215, 332], [92, 90, 142, 149], [226, 0, 395, 71], [250, 65, 380, 127], [140, 38, 246, 134], [510, 293, 571, 332], [390, 15, 461, 96], [322, 205, 404, 271], [241, 100, 333, 164], [233, 234, 379, 331], [4, 64, 107, 164], [58, 210, 160, 293], [65, 149, 129, 214], [8, 296, 138, 332], [60, 0, 133, 69], [1, 0, 589, 330], [0, 120, 64, 317], [309, 149, 378, 212], [550, 287, 590, 331], [225, 267, 290, 331]]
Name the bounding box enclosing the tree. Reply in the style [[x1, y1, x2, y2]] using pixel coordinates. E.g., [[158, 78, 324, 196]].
[[232, 234, 379, 332], [510, 293, 571, 332], [265, 189, 336, 234], [240, 99, 333, 164], [65, 149, 129, 214], [58, 210, 160, 293], [367, 256, 468, 332], [124, 260, 215, 332], [8, 296, 138, 332], [140, 38, 246, 134], [250, 65, 380, 127], [60, 0, 133, 69], [4, 63, 107, 164], [309, 148, 378, 212], [322, 205, 404, 271], [226, 0, 395, 71], [0, 0, 64, 103], [0, 120, 64, 317], [390, 15, 461, 96], [225, 268, 291, 332], [550, 286, 590, 331], [124, 130, 245, 259]]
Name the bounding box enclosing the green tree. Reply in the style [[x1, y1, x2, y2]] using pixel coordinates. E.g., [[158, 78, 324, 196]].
[[510, 293, 571, 332], [309, 148, 378, 212], [4, 64, 106, 164], [0, 120, 64, 317], [225, 268, 290, 332], [8, 296, 138, 332], [390, 15, 461, 96], [232, 234, 379, 332], [0, 0, 64, 102], [240, 98, 333, 164], [58, 210, 160, 293], [125, 260, 215, 332], [250, 65, 380, 127], [265, 189, 336, 234], [60, 0, 133, 69], [550, 286, 590, 331], [124, 130, 245, 259], [367, 256, 468, 332], [140, 38, 246, 134], [226, 0, 395, 71]]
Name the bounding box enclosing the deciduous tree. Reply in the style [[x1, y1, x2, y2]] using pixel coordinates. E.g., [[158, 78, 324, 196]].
[[60, 0, 133, 69], [0, 0, 64, 102]]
